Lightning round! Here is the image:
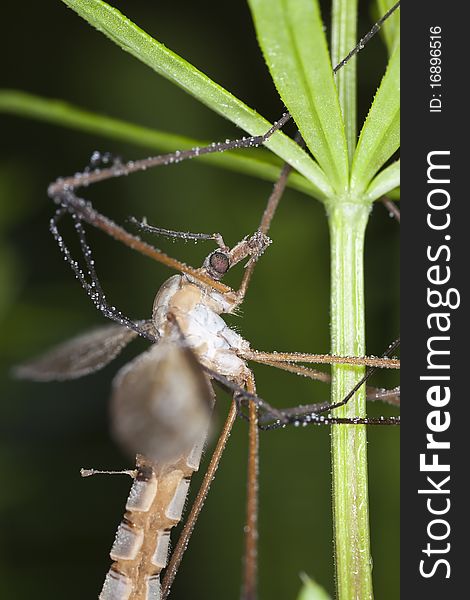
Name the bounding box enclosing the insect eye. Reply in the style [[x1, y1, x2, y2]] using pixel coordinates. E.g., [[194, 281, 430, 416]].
[[209, 251, 230, 275]]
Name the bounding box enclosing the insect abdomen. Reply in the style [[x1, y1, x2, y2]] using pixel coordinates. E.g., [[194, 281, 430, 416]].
[[100, 446, 205, 600]]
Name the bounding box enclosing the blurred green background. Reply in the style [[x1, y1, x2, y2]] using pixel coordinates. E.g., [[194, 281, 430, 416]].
[[0, 1, 399, 599]]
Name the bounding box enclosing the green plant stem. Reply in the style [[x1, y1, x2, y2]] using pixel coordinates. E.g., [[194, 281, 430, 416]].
[[328, 201, 372, 600], [331, 0, 358, 164]]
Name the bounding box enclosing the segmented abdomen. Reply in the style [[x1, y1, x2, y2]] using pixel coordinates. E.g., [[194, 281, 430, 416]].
[[100, 436, 205, 600]]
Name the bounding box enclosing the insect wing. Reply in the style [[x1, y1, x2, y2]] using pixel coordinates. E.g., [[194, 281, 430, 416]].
[[13, 323, 144, 381], [111, 339, 213, 464]]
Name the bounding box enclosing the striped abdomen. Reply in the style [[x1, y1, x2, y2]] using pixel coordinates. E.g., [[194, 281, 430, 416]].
[[100, 436, 205, 600]]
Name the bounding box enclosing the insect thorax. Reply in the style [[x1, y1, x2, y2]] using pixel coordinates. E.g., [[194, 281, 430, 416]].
[[152, 274, 250, 381]]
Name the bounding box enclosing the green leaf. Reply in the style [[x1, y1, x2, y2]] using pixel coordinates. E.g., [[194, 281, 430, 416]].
[[296, 574, 332, 600], [0, 90, 318, 198], [374, 0, 400, 54], [365, 159, 400, 202], [248, 0, 349, 194], [350, 41, 400, 194], [388, 186, 400, 200], [60, 0, 332, 200]]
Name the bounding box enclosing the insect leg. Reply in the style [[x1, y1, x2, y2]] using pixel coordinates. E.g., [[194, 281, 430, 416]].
[[236, 159, 294, 301], [319, 338, 400, 413], [259, 414, 400, 431], [50, 206, 155, 341], [332, 1, 400, 74], [249, 358, 400, 406], [48, 112, 292, 196], [259, 340, 401, 428], [381, 196, 401, 223], [52, 190, 233, 294], [205, 366, 286, 424], [250, 358, 331, 383], [242, 371, 259, 600], [366, 386, 400, 406], [205, 363, 399, 432], [244, 348, 399, 369]]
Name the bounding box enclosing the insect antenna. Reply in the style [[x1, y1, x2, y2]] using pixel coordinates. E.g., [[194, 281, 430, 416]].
[[128, 215, 227, 248]]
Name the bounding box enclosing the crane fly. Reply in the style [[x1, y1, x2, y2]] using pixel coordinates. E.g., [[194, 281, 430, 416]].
[[14, 184, 400, 600], [14, 202, 399, 600], [13, 4, 401, 599]]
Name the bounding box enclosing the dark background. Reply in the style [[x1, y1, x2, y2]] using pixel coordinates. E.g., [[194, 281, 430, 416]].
[[0, 2, 399, 598]]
